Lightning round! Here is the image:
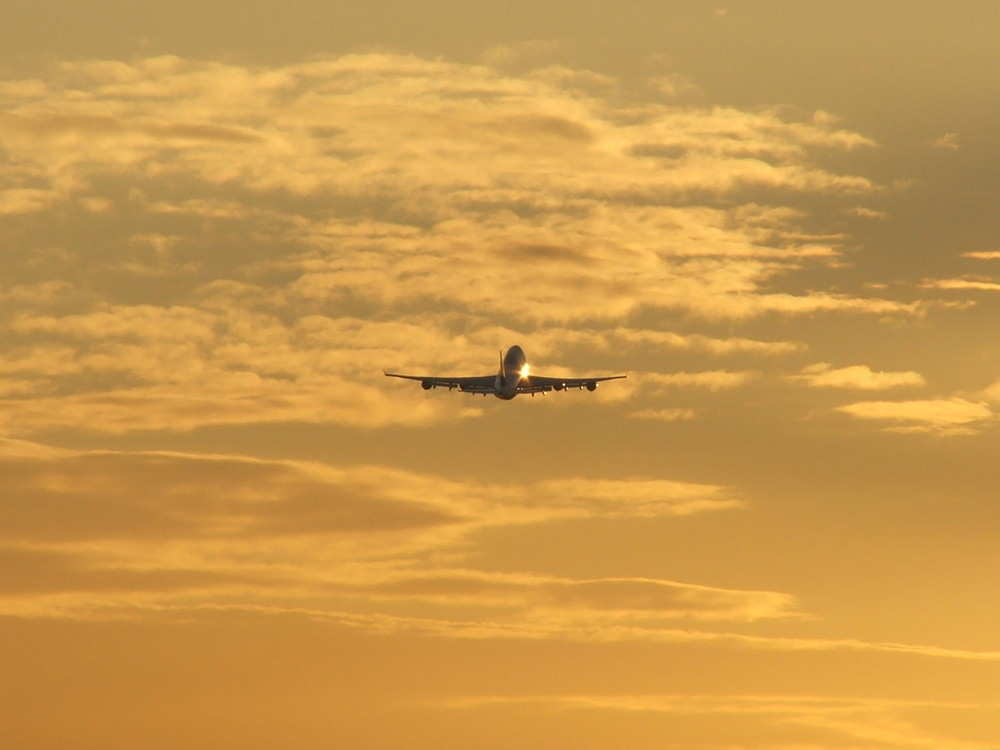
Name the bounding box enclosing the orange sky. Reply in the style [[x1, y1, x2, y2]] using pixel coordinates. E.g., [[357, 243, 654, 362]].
[[3, 2, 1000, 748]]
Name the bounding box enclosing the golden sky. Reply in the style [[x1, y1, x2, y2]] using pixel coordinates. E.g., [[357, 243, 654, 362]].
[[3, 2, 1000, 748]]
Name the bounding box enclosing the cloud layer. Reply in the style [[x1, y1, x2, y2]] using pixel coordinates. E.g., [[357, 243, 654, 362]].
[[0, 440, 767, 633], [0, 53, 954, 436]]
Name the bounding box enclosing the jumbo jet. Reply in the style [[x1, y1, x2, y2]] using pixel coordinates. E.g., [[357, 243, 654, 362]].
[[384, 345, 626, 400]]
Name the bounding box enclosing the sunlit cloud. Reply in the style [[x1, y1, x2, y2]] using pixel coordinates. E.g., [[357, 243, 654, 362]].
[[315, 609, 1000, 662], [853, 205, 889, 219], [922, 277, 1000, 292], [641, 370, 757, 390], [439, 694, 994, 750], [837, 397, 993, 435], [796, 363, 926, 390], [979, 379, 1000, 405], [933, 132, 960, 151], [0, 52, 949, 440], [334, 570, 799, 623], [0, 441, 745, 627], [607, 328, 802, 356], [628, 407, 697, 422], [0, 55, 893, 319]]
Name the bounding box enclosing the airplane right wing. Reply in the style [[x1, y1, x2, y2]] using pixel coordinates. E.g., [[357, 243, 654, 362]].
[[383, 372, 496, 393], [520, 374, 627, 393]]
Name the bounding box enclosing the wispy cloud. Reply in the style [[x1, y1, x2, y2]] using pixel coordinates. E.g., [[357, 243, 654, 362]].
[[922, 277, 1000, 292], [933, 132, 961, 151], [0, 441, 745, 625], [5, 439, 999, 669], [628, 407, 697, 422], [796, 363, 926, 390], [439, 693, 996, 750], [837, 397, 993, 435], [641, 370, 757, 390]]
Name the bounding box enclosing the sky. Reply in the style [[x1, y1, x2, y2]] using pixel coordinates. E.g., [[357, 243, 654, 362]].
[[2, 2, 1000, 748]]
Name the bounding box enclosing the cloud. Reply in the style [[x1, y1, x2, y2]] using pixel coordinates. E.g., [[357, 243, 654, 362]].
[[0, 52, 947, 439], [0, 379, 461, 434], [837, 397, 993, 435], [479, 40, 579, 71], [0, 448, 469, 545], [0, 188, 56, 215], [628, 408, 697, 422], [0, 300, 793, 436], [933, 132, 960, 151], [0, 55, 897, 321], [641, 370, 757, 390], [6, 439, 997, 669], [323, 609, 1000, 661], [922, 277, 1000, 292], [0, 441, 744, 624], [606, 328, 802, 356], [439, 694, 993, 750], [797, 363, 926, 390], [979, 379, 1000, 405], [0, 307, 484, 433], [529, 477, 742, 518], [338, 570, 799, 623]]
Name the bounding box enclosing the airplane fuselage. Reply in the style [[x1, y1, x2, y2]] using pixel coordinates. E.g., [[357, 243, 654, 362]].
[[493, 345, 527, 400]]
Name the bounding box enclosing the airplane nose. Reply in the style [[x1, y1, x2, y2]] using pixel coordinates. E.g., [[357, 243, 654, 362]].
[[504, 345, 526, 371]]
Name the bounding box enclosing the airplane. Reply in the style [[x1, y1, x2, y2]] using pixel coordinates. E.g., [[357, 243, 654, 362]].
[[384, 345, 626, 400]]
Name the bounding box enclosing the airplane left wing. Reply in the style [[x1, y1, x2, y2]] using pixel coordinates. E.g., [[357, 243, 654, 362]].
[[383, 372, 496, 393]]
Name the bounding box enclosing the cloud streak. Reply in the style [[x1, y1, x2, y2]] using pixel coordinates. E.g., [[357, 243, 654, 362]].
[[0, 441, 749, 627], [797, 363, 926, 390], [439, 693, 996, 750], [837, 397, 993, 435], [4, 439, 997, 672]]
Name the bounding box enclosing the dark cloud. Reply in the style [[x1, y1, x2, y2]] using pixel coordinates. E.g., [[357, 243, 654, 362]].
[[496, 114, 595, 143], [506, 242, 598, 266]]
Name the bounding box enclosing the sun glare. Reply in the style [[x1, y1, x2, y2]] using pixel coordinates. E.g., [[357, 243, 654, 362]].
[[520, 363, 530, 378]]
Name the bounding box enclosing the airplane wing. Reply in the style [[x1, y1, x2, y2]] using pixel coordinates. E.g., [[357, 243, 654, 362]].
[[517, 374, 627, 393], [383, 372, 497, 393], [384, 370, 627, 395]]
